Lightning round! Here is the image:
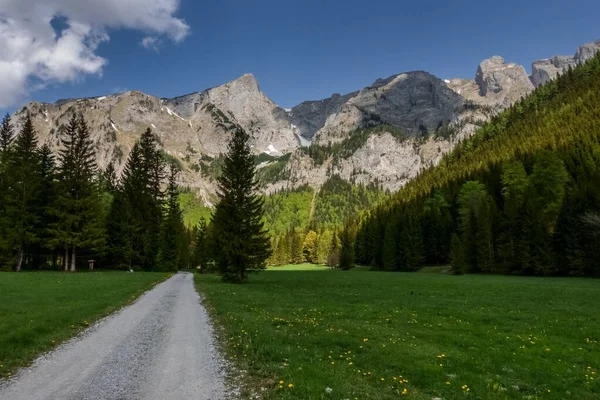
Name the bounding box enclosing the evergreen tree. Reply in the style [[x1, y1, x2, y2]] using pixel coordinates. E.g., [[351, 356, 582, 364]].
[[422, 191, 452, 264], [382, 218, 400, 270], [339, 224, 355, 270], [0, 113, 14, 265], [36, 144, 56, 268], [317, 230, 334, 265], [138, 128, 165, 270], [157, 163, 184, 271], [398, 214, 425, 271], [449, 233, 465, 274], [193, 217, 208, 269], [291, 231, 304, 264], [326, 231, 340, 268], [106, 143, 146, 269], [499, 161, 529, 268], [211, 127, 270, 282], [0, 114, 14, 153], [457, 181, 494, 272], [530, 150, 569, 234], [302, 230, 319, 264], [48, 114, 105, 271], [101, 161, 117, 193], [3, 115, 41, 271]]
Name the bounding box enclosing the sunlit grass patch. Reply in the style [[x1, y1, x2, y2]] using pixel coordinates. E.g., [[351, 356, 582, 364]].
[[196, 268, 600, 399]]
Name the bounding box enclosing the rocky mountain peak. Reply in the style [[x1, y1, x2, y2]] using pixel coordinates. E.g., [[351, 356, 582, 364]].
[[475, 56, 534, 97], [531, 39, 600, 87], [575, 40, 600, 63], [211, 73, 260, 95]]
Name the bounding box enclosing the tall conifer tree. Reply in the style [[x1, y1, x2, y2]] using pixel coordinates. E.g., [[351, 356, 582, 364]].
[[48, 114, 105, 271], [157, 163, 185, 271], [211, 127, 270, 282], [4, 115, 42, 270]]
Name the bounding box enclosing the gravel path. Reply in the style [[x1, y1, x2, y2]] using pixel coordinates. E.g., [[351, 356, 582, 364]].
[[0, 272, 227, 400]]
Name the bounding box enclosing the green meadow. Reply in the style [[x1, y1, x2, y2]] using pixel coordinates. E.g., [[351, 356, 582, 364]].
[[0, 272, 169, 378], [196, 269, 600, 399]]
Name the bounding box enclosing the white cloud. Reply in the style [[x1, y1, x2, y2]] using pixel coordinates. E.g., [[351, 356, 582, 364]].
[[0, 0, 190, 107], [141, 36, 161, 52]]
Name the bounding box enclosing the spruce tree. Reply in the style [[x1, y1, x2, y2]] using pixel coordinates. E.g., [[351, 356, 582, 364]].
[[3, 115, 42, 271], [326, 231, 340, 268], [0, 114, 14, 153], [138, 128, 165, 270], [36, 144, 56, 267], [399, 214, 425, 271], [211, 126, 270, 282], [157, 163, 184, 271], [48, 114, 105, 271], [106, 143, 145, 269], [0, 113, 14, 264], [302, 230, 318, 263], [382, 218, 400, 270], [339, 224, 355, 270], [101, 161, 117, 193], [193, 217, 208, 269], [449, 233, 465, 274], [291, 231, 304, 264]]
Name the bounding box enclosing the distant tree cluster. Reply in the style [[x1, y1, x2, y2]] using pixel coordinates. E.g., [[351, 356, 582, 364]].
[[349, 53, 600, 277]]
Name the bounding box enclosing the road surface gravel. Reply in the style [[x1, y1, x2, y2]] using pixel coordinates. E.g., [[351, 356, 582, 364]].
[[0, 272, 227, 400]]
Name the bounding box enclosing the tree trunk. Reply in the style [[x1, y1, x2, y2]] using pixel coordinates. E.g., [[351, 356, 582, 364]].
[[64, 248, 69, 272], [70, 247, 76, 272], [15, 247, 23, 272]]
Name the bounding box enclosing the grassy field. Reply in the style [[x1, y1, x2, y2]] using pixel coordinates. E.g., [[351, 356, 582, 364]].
[[196, 268, 600, 399], [267, 263, 330, 271], [0, 271, 169, 378]]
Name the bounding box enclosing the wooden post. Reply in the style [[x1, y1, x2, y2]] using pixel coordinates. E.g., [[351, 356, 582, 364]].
[[88, 260, 95, 272]]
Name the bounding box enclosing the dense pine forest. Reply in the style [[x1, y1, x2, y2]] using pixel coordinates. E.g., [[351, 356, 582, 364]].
[[344, 53, 600, 276]]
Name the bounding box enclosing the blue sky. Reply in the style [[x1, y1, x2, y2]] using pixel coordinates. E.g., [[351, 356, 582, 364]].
[[3, 0, 599, 113]]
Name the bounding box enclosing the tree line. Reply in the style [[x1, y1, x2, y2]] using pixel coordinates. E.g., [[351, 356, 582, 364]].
[[341, 52, 600, 277], [0, 114, 192, 272]]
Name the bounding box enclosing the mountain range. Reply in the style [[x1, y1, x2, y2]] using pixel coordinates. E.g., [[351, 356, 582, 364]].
[[11, 39, 600, 206]]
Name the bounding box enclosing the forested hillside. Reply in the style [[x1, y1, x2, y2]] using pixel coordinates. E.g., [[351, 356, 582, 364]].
[[348, 53, 600, 276]]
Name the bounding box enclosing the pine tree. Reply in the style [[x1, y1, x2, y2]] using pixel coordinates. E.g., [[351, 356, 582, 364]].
[[3, 115, 42, 271], [48, 114, 105, 271], [0, 114, 15, 264], [302, 230, 319, 263], [138, 128, 165, 270], [101, 161, 117, 193], [398, 214, 424, 271], [382, 218, 400, 270], [36, 144, 56, 267], [530, 150, 569, 234], [449, 233, 465, 274], [317, 230, 333, 265], [211, 127, 270, 282], [157, 163, 185, 271], [0, 114, 14, 153], [326, 231, 340, 268], [106, 143, 146, 270], [339, 224, 355, 270], [193, 217, 208, 269], [291, 231, 304, 264]]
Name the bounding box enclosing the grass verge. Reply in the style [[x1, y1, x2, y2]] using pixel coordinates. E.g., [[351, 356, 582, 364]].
[[195, 268, 599, 399], [0, 271, 170, 378]]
